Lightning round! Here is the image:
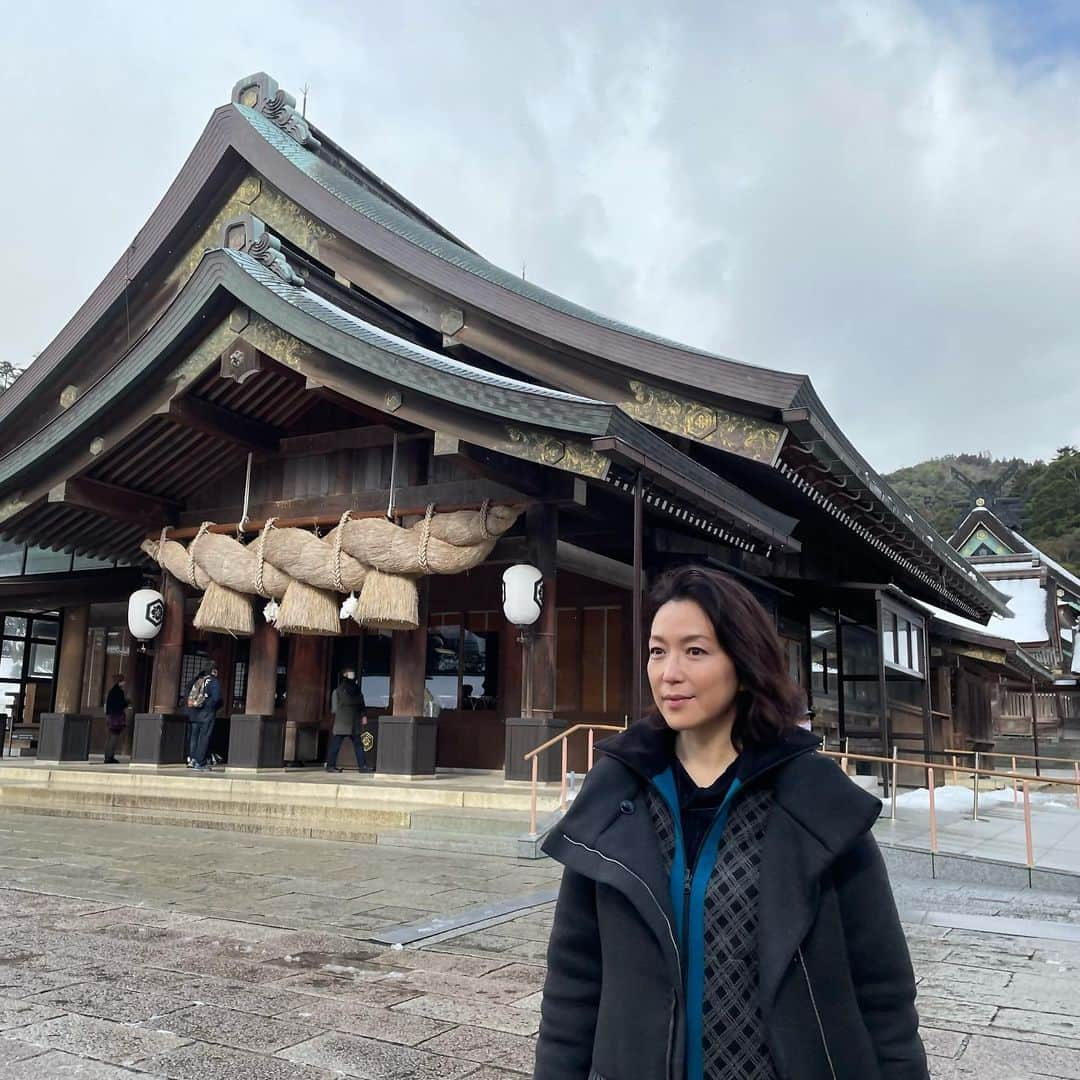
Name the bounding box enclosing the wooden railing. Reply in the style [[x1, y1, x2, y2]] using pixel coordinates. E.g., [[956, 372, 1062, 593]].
[[523, 722, 626, 835], [825, 748, 1080, 870]]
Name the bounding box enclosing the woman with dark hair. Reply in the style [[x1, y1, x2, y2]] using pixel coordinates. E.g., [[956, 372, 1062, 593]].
[[534, 565, 927, 1080]]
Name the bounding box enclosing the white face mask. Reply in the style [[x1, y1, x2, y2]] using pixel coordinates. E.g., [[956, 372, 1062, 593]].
[[342, 672, 355, 681]]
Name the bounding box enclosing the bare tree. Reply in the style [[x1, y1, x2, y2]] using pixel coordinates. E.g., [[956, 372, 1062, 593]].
[[0, 360, 26, 395]]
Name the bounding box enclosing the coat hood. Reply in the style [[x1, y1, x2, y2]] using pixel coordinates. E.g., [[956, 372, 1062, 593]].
[[554, 717, 881, 862], [596, 714, 823, 792]]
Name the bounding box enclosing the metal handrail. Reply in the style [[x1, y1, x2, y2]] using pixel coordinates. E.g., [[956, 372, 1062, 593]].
[[942, 746, 1079, 768], [821, 748, 1080, 869], [523, 723, 624, 761], [524, 722, 626, 835]]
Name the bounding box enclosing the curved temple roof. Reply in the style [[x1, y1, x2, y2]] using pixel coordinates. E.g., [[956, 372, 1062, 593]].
[[0, 72, 1007, 618], [0, 246, 798, 554]]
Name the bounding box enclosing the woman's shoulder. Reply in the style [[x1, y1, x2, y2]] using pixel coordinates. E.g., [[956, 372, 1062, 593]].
[[772, 749, 883, 850]]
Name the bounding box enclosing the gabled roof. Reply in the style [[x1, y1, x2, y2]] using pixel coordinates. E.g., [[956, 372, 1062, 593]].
[[950, 504, 1027, 557], [1, 72, 1003, 617], [951, 503, 1080, 600]]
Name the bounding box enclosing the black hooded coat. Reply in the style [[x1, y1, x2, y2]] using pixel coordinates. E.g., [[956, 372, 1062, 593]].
[[533, 721, 928, 1080]]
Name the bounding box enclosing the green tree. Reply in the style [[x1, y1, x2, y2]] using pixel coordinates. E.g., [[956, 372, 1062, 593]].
[[1020, 447, 1080, 544]]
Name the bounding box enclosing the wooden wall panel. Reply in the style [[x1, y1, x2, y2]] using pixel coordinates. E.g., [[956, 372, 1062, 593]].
[[555, 609, 581, 712]]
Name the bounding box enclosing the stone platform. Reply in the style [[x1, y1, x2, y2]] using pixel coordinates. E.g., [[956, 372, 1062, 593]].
[[0, 761, 561, 857]]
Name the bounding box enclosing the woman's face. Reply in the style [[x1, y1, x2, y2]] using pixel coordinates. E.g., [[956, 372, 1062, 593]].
[[648, 599, 740, 734]]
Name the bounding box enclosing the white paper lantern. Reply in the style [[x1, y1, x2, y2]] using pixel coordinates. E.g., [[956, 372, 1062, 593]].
[[128, 588, 166, 641], [502, 564, 544, 627]]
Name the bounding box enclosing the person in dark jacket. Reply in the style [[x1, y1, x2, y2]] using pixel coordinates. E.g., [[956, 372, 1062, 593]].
[[103, 673, 129, 765], [186, 665, 222, 772], [534, 565, 927, 1080], [327, 668, 371, 772]]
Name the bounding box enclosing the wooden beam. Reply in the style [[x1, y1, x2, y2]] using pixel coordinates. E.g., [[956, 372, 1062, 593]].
[[278, 426, 430, 457], [172, 479, 533, 533], [47, 477, 179, 528], [305, 382, 424, 430], [0, 567, 144, 609], [491, 537, 635, 590], [159, 396, 279, 452]]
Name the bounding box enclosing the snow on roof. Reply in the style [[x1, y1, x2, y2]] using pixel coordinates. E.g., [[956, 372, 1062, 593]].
[[971, 558, 1038, 574], [921, 575, 1049, 645], [987, 577, 1050, 644], [1015, 532, 1080, 597]]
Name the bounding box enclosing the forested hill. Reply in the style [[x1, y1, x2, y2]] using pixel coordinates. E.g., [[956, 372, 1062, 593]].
[[885, 449, 1080, 576]]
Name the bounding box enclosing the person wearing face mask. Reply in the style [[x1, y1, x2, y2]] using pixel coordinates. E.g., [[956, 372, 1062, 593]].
[[327, 667, 371, 773]]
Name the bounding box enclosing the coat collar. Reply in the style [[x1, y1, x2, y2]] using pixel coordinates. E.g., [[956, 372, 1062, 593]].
[[546, 732, 882, 1017]]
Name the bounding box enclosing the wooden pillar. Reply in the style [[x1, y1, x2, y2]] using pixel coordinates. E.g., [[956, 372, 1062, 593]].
[[207, 636, 234, 710], [285, 637, 327, 724], [228, 618, 285, 771], [527, 504, 558, 720], [149, 573, 185, 712], [379, 580, 437, 775], [391, 579, 429, 717], [1031, 676, 1042, 777], [54, 605, 89, 714], [245, 620, 280, 715], [505, 505, 562, 781]]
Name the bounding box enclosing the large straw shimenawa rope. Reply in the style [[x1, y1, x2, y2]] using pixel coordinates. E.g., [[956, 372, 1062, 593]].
[[139, 502, 520, 635]]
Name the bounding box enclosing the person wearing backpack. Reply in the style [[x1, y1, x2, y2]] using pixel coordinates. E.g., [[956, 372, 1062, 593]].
[[185, 665, 223, 772]]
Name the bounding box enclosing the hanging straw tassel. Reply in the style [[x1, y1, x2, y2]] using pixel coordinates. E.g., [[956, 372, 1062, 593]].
[[356, 570, 419, 631], [194, 582, 254, 637], [274, 581, 342, 636], [188, 522, 253, 637]]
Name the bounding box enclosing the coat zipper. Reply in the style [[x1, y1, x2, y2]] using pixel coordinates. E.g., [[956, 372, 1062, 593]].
[[797, 947, 837, 1080], [561, 835, 681, 1079]]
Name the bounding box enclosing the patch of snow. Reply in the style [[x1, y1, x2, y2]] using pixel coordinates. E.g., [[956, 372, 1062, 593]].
[[881, 784, 1080, 815]]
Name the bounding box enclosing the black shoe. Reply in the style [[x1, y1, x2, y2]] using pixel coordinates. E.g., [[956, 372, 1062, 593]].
[[359, 765, 374, 772], [102, 757, 118, 765], [325, 765, 343, 773]]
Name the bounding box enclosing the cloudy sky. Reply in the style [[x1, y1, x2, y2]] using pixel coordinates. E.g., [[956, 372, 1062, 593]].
[[5, 0, 1080, 473]]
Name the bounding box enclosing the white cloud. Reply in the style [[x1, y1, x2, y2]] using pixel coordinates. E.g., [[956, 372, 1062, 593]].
[[3, 0, 1079, 470]]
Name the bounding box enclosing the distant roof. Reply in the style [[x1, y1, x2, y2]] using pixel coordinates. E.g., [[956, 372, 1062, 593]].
[[1015, 531, 1080, 597], [917, 597, 1054, 682], [952, 504, 1080, 599], [930, 575, 1048, 646]]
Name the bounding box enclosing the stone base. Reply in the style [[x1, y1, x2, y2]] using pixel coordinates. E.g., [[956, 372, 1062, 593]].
[[227, 714, 285, 771], [505, 716, 566, 782], [38, 713, 91, 763], [377, 715, 437, 776], [131, 712, 188, 766]]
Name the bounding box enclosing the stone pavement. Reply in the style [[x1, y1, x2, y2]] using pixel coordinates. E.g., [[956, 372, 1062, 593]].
[[2, 813, 1080, 1077], [875, 791, 1080, 875]]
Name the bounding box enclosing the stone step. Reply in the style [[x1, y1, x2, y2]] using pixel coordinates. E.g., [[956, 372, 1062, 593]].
[[0, 764, 558, 814], [0, 800, 380, 843], [406, 808, 534, 837], [375, 828, 523, 858], [0, 784, 411, 828]]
